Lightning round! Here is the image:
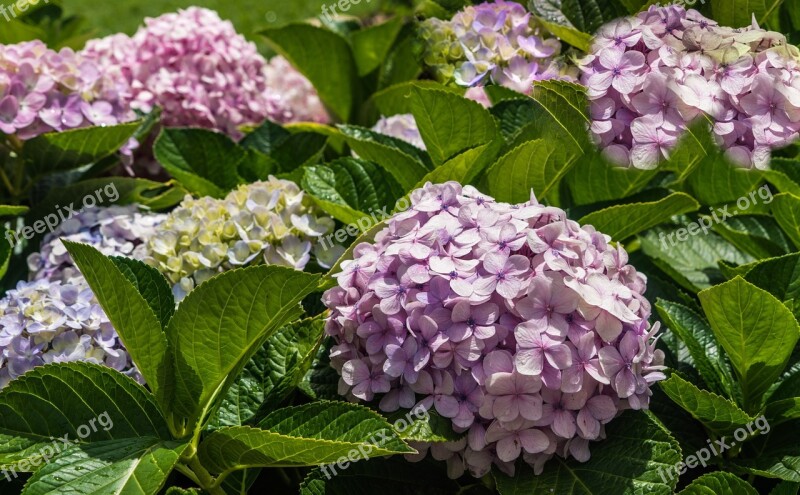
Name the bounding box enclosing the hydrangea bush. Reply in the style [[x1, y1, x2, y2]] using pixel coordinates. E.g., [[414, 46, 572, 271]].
[[1, 2, 799, 495], [323, 182, 665, 476], [580, 5, 800, 169]]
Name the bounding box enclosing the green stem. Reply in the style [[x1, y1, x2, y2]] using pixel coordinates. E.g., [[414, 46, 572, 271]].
[[187, 455, 226, 495]]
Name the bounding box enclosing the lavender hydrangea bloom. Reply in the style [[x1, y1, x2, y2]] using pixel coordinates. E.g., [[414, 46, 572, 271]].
[[27, 205, 165, 283], [81, 8, 328, 139], [143, 178, 340, 300], [2, 206, 163, 388], [0, 40, 134, 140], [372, 114, 426, 150], [420, 1, 574, 94], [581, 5, 800, 169], [323, 182, 665, 478]]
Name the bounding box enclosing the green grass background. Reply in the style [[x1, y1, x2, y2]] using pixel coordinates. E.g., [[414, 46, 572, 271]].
[[63, 0, 388, 40]]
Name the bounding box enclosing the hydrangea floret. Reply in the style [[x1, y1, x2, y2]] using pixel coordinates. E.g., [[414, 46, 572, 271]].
[[419, 0, 573, 94], [144, 177, 338, 300], [0, 40, 134, 140], [81, 7, 328, 139], [1, 206, 162, 388], [580, 4, 800, 169], [322, 182, 665, 477]]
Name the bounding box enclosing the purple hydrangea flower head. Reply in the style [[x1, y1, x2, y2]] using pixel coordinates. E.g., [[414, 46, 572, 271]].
[[581, 4, 800, 169], [81, 8, 329, 139], [143, 178, 339, 300], [323, 182, 665, 477], [419, 1, 575, 94], [0, 40, 134, 140]]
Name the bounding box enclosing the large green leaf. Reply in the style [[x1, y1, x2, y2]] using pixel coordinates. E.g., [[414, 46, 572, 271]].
[[338, 125, 431, 190], [350, 18, 404, 76], [22, 122, 140, 174], [529, 0, 629, 36], [415, 143, 489, 190], [153, 128, 245, 198], [640, 226, 754, 292], [684, 157, 763, 206], [699, 277, 800, 412], [302, 158, 403, 226], [677, 472, 758, 495], [369, 81, 461, 117], [529, 80, 592, 151], [0, 205, 28, 216], [299, 339, 341, 401], [710, 0, 785, 27], [198, 402, 414, 474], [766, 398, 800, 426], [567, 153, 657, 205], [165, 266, 322, 433], [409, 87, 497, 166], [487, 139, 576, 204], [774, 193, 800, 249], [713, 215, 793, 260], [21, 438, 186, 495], [660, 375, 754, 435], [656, 300, 735, 397], [210, 317, 324, 429], [744, 253, 800, 320], [580, 193, 700, 241], [493, 411, 681, 495], [261, 24, 359, 122], [0, 363, 170, 470], [733, 422, 800, 482], [63, 242, 170, 403], [111, 257, 175, 329]]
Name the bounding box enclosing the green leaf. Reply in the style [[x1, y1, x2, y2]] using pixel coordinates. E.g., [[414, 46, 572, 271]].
[[529, 0, 629, 36], [210, 316, 324, 428], [710, 0, 785, 27], [640, 226, 754, 292], [487, 139, 577, 204], [0, 363, 171, 470], [300, 457, 459, 495], [299, 338, 341, 401], [302, 158, 403, 226], [733, 424, 800, 482], [771, 481, 800, 495], [241, 120, 291, 156], [414, 144, 489, 189], [744, 253, 800, 320], [385, 409, 463, 444], [338, 125, 431, 190], [699, 277, 800, 412], [198, 402, 413, 474], [111, 257, 175, 329], [350, 18, 404, 76], [537, 18, 592, 51], [21, 438, 186, 495], [261, 24, 359, 122], [774, 193, 800, 249], [409, 87, 497, 166], [271, 132, 329, 173], [567, 153, 658, 205], [153, 128, 245, 198], [713, 215, 792, 260], [62, 242, 170, 403], [684, 157, 764, 206], [580, 193, 700, 241], [165, 266, 322, 433], [660, 375, 754, 435], [369, 81, 461, 117], [493, 411, 681, 495], [677, 472, 758, 495], [766, 398, 800, 426], [656, 300, 735, 397], [529, 80, 591, 151], [22, 122, 140, 174]]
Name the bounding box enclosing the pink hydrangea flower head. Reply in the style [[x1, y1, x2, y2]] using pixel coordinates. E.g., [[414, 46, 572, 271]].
[[0, 40, 134, 140], [581, 4, 800, 170], [81, 8, 328, 139], [420, 1, 575, 94], [323, 182, 665, 477]]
